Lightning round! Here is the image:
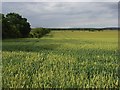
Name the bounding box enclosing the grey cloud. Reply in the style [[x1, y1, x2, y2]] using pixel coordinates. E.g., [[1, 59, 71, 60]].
[[2, 2, 118, 28], [2, 0, 119, 2]]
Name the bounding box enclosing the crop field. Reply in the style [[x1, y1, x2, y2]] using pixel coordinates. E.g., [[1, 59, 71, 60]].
[[2, 30, 119, 88]]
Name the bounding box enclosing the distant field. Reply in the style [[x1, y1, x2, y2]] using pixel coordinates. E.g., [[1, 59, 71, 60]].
[[43, 30, 118, 38], [2, 30, 119, 88]]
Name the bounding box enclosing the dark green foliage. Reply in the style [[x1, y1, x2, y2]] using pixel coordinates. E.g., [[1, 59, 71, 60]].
[[2, 13, 31, 39], [0, 13, 2, 38], [30, 28, 50, 38], [46, 28, 117, 31]]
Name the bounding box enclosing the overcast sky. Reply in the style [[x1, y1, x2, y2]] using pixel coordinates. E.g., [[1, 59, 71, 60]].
[[2, 2, 118, 28]]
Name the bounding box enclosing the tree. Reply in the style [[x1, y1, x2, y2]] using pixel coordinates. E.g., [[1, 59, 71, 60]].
[[0, 14, 2, 39], [2, 13, 31, 38]]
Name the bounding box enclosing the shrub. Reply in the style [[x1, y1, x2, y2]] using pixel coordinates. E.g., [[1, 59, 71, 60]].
[[30, 28, 50, 38]]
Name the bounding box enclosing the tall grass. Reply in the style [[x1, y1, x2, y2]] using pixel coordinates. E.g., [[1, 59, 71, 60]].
[[2, 30, 119, 88]]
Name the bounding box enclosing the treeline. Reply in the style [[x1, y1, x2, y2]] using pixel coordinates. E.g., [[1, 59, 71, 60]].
[[1, 13, 50, 39], [46, 27, 118, 31]]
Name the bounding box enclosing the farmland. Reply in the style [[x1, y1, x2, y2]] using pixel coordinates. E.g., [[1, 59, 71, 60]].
[[2, 30, 119, 88]]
